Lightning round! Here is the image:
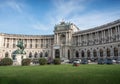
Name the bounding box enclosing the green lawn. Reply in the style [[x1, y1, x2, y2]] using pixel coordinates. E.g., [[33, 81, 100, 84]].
[[0, 64, 120, 84]]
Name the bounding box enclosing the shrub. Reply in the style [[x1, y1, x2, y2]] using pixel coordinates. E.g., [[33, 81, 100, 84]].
[[0, 58, 13, 66], [54, 58, 61, 65], [22, 58, 31, 66], [32, 58, 39, 64], [39, 58, 47, 65]]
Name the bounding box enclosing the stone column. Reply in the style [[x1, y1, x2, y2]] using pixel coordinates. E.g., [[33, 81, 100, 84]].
[[54, 34, 56, 44], [80, 35, 81, 46], [77, 36, 79, 46], [85, 51, 87, 58], [103, 50, 106, 59], [45, 38, 47, 48], [110, 28, 113, 41], [108, 29, 110, 42], [11, 38, 13, 48], [43, 39, 45, 48], [118, 25, 120, 40], [97, 32, 99, 44], [78, 35, 80, 46], [56, 33, 58, 44], [118, 46, 120, 56], [101, 31, 104, 43], [91, 33, 93, 45], [5, 38, 7, 48], [66, 32, 68, 44], [97, 50, 100, 58], [115, 26, 118, 41], [90, 51, 93, 59], [104, 30, 105, 43]]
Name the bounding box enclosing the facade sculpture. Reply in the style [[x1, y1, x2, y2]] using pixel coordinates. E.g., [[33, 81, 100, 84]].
[[0, 19, 120, 63]]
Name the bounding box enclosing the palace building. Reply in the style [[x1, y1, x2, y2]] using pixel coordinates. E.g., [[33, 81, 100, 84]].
[[0, 19, 120, 62]]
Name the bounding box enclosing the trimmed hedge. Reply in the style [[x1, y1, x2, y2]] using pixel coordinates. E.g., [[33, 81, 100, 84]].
[[22, 58, 31, 66], [54, 58, 61, 65], [39, 58, 47, 65], [0, 58, 13, 66]]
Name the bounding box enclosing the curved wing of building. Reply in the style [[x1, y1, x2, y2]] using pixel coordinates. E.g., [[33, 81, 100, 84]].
[[0, 19, 120, 63]]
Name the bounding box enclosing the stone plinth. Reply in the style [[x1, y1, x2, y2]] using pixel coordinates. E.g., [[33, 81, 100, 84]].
[[13, 54, 26, 65]]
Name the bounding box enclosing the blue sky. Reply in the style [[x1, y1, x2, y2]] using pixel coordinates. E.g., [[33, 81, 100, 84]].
[[0, 0, 120, 35]]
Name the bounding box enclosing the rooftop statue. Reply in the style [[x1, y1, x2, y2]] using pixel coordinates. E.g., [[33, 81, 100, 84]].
[[54, 21, 71, 31]]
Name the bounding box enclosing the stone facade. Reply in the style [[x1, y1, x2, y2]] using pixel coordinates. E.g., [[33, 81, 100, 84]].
[[0, 19, 120, 62]]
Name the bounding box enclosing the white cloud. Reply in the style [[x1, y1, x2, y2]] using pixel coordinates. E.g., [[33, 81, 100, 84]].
[[44, 0, 120, 31], [46, 0, 88, 24], [0, 0, 120, 34], [32, 22, 50, 31], [0, 0, 24, 13], [68, 10, 120, 30]]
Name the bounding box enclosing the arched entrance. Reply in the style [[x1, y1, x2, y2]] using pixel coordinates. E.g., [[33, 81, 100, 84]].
[[29, 52, 32, 58], [106, 48, 110, 57], [81, 50, 84, 57], [87, 50, 90, 59], [114, 47, 118, 56], [76, 51, 79, 58], [100, 49, 103, 57], [40, 52, 43, 58], [34, 52, 38, 58], [68, 50, 70, 59], [114, 47, 118, 60], [55, 49, 60, 58], [5, 52, 9, 57], [93, 49, 97, 57], [93, 49, 97, 61], [45, 52, 48, 57]]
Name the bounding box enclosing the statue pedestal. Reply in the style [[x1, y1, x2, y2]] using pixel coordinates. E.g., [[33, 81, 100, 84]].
[[13, 54, 26, 65]]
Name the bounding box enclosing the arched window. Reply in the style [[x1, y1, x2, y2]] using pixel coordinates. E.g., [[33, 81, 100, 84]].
[[45, 52, 48, 57], [76, 51, 79, 58], [68, 50, 70, 59], [100, 49, 103, 57], [29, 52, 32, 58], [5, 52, 9, 57], [55, 49, 60, 58], [81, 50, 84, 57], [87, 50, 90, 57], [114, 47, 118, 56], [40, 52, 43, 58], [93, 49, 97, 57], [106, 48, 110, 57], [34, 52, 38, 58], [60, 34, 66, 44]]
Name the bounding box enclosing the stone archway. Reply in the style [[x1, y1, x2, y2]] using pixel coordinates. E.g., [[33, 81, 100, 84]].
[[114, 47, 118, 56], [114, 47, 118, 60], [75, 51, 79, 58], [55, 49, 60, 58], [87, 50, 90, 59], [29, 52, 32, 58], [106, 48, 110, 57], [81, 50, 85, 57], [34, 52, 38, 58], [68, 50, 70, 59], [5, 52, 9, 57], [100, 49, 103, 57], [40, 52, 43, 58], [93, 49, 97, 57], [45, 52, 48, 57]]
